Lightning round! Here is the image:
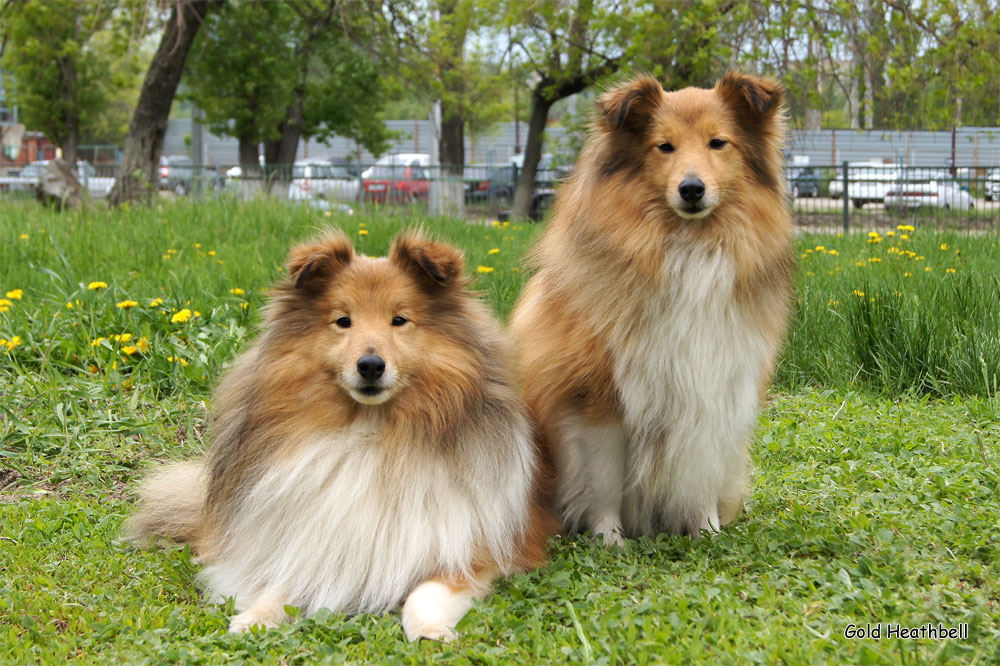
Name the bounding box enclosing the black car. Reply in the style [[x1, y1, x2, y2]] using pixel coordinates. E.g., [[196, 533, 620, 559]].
[[789, 166, 823, 198], [464, 165, 516, 204]]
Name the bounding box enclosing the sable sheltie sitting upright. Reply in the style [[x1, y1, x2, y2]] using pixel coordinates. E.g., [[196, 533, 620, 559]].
[[510, 72, 794, 544], [128, 230, 552, 640]]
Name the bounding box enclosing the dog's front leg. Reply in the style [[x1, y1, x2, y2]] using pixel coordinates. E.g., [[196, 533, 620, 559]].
[[556, 417, 627, 547], [228, 589, 289, 633]]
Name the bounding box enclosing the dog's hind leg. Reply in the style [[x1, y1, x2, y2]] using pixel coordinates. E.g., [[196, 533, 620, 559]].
[[401, 567, 497, 642]]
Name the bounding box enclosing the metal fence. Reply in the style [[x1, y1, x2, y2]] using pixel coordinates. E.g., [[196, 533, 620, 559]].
[[3, 159, 998, 230]]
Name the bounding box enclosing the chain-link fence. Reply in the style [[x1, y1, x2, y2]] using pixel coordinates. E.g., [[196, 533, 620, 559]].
[[3, 159, 998, 230]]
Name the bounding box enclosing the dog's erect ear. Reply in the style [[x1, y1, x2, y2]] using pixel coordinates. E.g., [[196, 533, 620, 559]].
[[596, 76, 663, 132], [287, 231, 355, 290], [390, 231, 465, 289], [716, 71, 784, 128]]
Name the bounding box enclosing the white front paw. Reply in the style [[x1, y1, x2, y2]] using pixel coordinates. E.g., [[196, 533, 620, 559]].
[[229, 610, 280, 634], [592, 515, 625, 548], [402, 581, 469, 642]]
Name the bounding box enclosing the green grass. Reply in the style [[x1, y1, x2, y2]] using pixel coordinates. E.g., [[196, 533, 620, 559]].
[[2, 199, 999, 664]]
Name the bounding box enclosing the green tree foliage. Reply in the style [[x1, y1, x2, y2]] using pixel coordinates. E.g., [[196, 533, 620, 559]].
[[380, 0, 511, 169], [183, 0, 389, 186], [0, 0, 148, 161]]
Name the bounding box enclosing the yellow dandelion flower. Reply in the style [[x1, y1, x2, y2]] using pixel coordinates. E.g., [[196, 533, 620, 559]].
[[208, 251, 216, 256], [815, 246, 825, 252], [87, 282, 107, 290], [0, 299, 11, 307], [476, 266, 495, 274], [149, 297, 164, 307], [805, 249, 813, 254], [867, 237, 882, 243], [167, 249, 178, 255], [216, 260, 224, 265], [924, 266, 932, 272], [939, 244, 949, 251], [240, 302, 249, 310], [886, 230, 896, 237], [6, 289, 23, 300], [162, 254, 171, 260], [0, 307, 8, 313], [118, 333, 133, 343], [91, 337, 107, 347], [65, 301, 74, 309], [502, 221, 510, 228], [904, 272, 913, 277], [855, 261, 866, 267], [488, 248, 500, 255], [868, 257, 882, 263], [122, 345, 138, 356], [8, 336, 22, 349], [136, 338, 150, 353], [828, 249, 839, 256], [171, 308, 193, 324], [900, 234, 910, 240], [945, 268, 956, 274], [359, 229, 369, 236], [88, 365, 99, 374], [915, 256, 925, 261], [116, 300, 138, 310], [805, 271, 815, 276], [19, 234, 28, 240], [492, 221, 501, 227], [867, 231, 880, 238], [194, 243, 202, 248], [853, 290, 865, 297], [167, 356, 189, 366], [359, 222, 367, 228], [230, 288, 245, 296]]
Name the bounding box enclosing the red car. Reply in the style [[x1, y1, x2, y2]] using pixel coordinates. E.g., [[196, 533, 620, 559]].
[[361, 153, 430, 203]]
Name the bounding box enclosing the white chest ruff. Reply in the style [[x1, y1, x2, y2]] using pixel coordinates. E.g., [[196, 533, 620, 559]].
[[609, 243, 768, 526], [200, 423, 533, 615]]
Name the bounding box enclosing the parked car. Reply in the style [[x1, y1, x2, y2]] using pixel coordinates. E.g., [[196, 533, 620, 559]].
[[984, 168, 1000, 202], [827, 162, 901, 207], [0, 159, 113, 196], [159, 155, 194, 195], [884, 179, 975, 211], [788, 166, 823, 198], [361, 153, 430, 203], [464, 164, 516, 204], [288, 160, 358, 202]]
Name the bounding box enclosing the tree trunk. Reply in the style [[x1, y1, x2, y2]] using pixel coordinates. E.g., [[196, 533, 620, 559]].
[[58, 55, 79, 164], [263, 90, 305, 197], [109, 0, 217, 206], [510, 91, 553, 220], [238, 135, 264, 199]]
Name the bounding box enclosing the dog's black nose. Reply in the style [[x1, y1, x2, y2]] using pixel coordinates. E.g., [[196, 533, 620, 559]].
[[357, 355, 385, 380], [678, 178, 705, 203]]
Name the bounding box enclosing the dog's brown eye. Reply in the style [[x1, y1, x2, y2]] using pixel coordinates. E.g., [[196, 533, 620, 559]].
[[657, 142, 675, 153], [335, 316, 351, 328], [709, 139, 727, 149], [391, 316, 408, 327]]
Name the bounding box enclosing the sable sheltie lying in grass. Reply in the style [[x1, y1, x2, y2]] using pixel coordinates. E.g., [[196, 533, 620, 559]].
[[128, 230, 553, 640], [511, 72, 794, 544]]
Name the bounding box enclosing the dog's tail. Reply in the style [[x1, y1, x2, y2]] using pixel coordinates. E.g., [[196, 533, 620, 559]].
[[125, 460, 208, 550]]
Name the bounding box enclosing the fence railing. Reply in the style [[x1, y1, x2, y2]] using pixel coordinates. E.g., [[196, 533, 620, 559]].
[[2, 160, 998, 229]]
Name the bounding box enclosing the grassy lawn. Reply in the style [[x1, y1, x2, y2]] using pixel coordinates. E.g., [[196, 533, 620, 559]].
[[2, 198, 998, 664]]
